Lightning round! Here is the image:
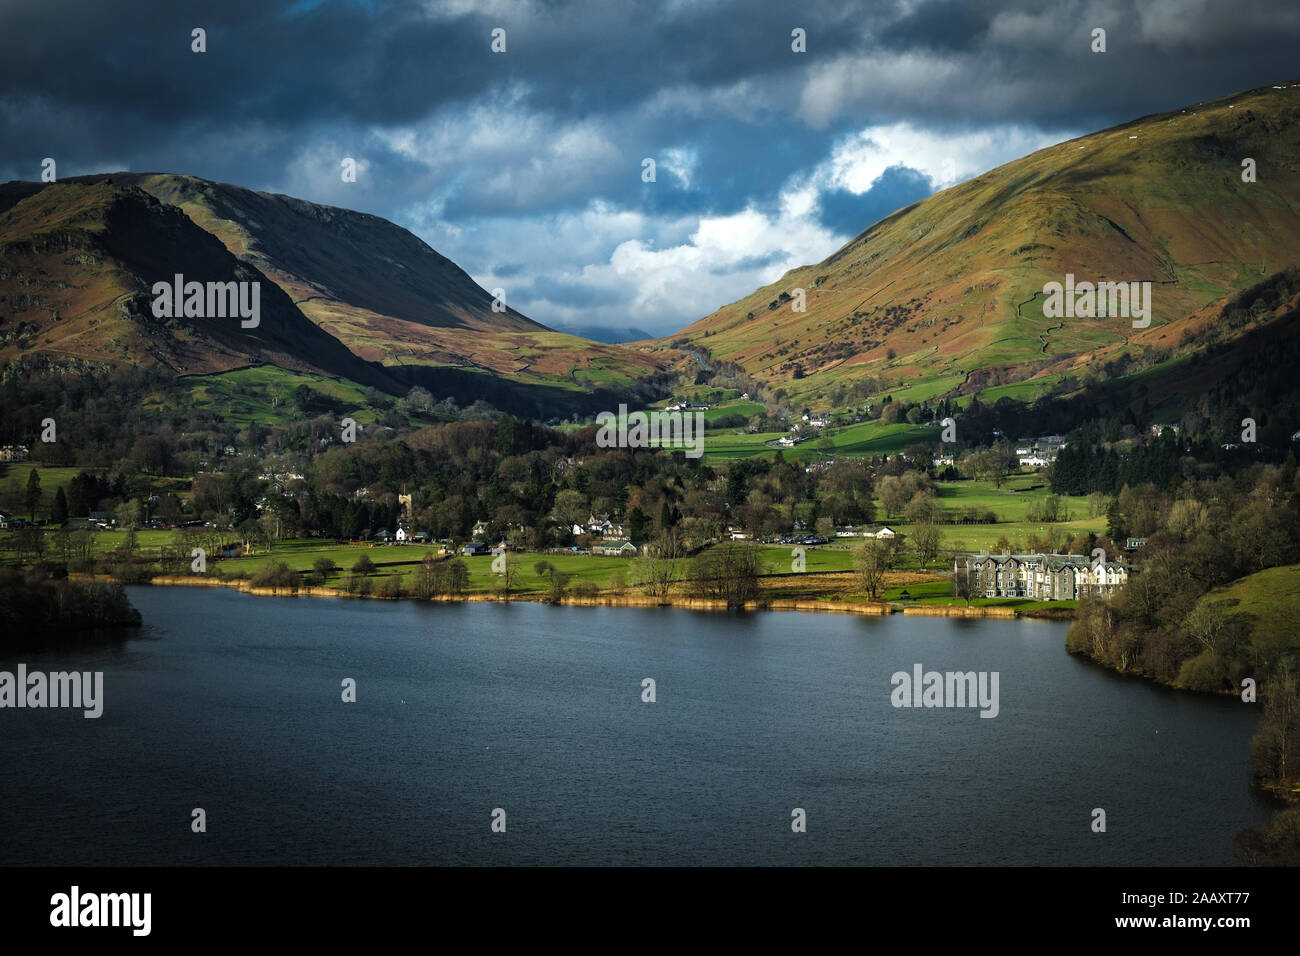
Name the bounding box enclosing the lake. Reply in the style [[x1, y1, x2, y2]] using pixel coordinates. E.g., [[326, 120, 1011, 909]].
[[0, 586, 1275, 865]]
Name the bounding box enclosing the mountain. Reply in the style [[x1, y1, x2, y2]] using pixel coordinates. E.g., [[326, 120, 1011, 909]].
[[61, 173, 663, 389], [0, 180, 397, 389], [657, 80, 1300, 410], [0, 173, 668, 415], [552, 322, 655, 344]]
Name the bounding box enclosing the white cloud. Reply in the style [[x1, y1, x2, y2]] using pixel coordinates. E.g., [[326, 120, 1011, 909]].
[[797, 50, 1041, 128], [659, 146, 699, 189], [396, 113, 1078, 336], [809, 122, 1074, 192]]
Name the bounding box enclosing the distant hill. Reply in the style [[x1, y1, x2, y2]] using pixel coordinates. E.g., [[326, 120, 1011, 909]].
[[65, 172, 545, 335], [657, 80, 1300, 412], [0, 173, 668, 411], [59, 173, 664, 389], [553, 323, 655, 344], [0, 180, 397, 389]]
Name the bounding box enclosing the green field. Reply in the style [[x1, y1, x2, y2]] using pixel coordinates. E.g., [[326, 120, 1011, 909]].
[[888, 518, 1105, 553], [701, 419, 940, 462], [0, 464, 82, 517], [173, 365, 379, 426], [1, 464, 194, 524], [216, 540, 639, 595], [1201, 564, 1300, 647], [880, 578, 1077, 611]]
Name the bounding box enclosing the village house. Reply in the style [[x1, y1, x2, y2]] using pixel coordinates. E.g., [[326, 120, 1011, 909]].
[[593, 541, 638, 556], [958, 553, 1130, 601], [0, 444, 30, 462]]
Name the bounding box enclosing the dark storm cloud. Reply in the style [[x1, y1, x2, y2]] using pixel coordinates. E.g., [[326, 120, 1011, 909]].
[[529, 274, 625, 307], [2, 0, 1297, 332], [816, 166, 933, 238], [4, 0, 1297, 205]]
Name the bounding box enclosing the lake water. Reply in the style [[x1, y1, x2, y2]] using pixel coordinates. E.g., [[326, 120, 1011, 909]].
[[0, 587, 1276, 866]]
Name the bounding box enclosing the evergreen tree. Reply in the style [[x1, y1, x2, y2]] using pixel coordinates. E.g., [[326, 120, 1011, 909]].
[[25, 468, 41, 521], [52, 487, 68, 525]]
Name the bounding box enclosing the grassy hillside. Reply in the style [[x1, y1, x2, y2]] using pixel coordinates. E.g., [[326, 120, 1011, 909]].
[[654, 81, 1300, 413], [65, 173, 666, 390], [1200, 564, 1300, 648], [0, 181, 398, 389]]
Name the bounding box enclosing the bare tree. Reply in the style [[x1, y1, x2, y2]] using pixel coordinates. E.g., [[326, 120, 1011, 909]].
[[691, 541, 762, 607], [912, 523, 941, 570], [633, 537, 680, 598], [855, 537, 896, 599]]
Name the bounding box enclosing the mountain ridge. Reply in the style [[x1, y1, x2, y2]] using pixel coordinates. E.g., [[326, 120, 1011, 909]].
[[654, 79, 1300, 410]]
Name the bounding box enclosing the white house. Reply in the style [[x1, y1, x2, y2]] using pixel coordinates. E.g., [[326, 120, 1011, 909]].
[[395, 527, 408, 544], [1019, 455, 1052, 468], [861, 526, 897, 539]]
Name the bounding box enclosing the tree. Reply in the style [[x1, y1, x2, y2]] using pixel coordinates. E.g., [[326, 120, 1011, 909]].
[[493, 553, 518, 597], [633, 536, 681, 599], [52, 487, 68, 525], [115, 499, 142, 530], [313, 557, 337, 581], [912, 523, 941, 570], [627, 506, 649, 543], [905, 491, 941, 525], [551, 489, 588, 535], [13, 525, 46, 564], [533, 559, 570, 603], [352, 554, 376, 577], [434, 559, 470, 597], [25, 468, 41, 521], [1106, 500, 1127, 542], [854, 537, 895, 599], [1250, 668, 1300, 796], [691, 542, 762, 607], [952, 557, 975, 606], [876, 475, 909, 518], [411, 553, 438, 599]]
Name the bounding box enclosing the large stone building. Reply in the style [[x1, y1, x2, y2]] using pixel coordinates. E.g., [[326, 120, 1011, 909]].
[[956, 553, 1129, 601]]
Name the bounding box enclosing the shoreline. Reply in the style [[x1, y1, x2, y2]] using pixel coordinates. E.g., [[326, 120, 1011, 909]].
[[105, 573, 1062, 619]]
